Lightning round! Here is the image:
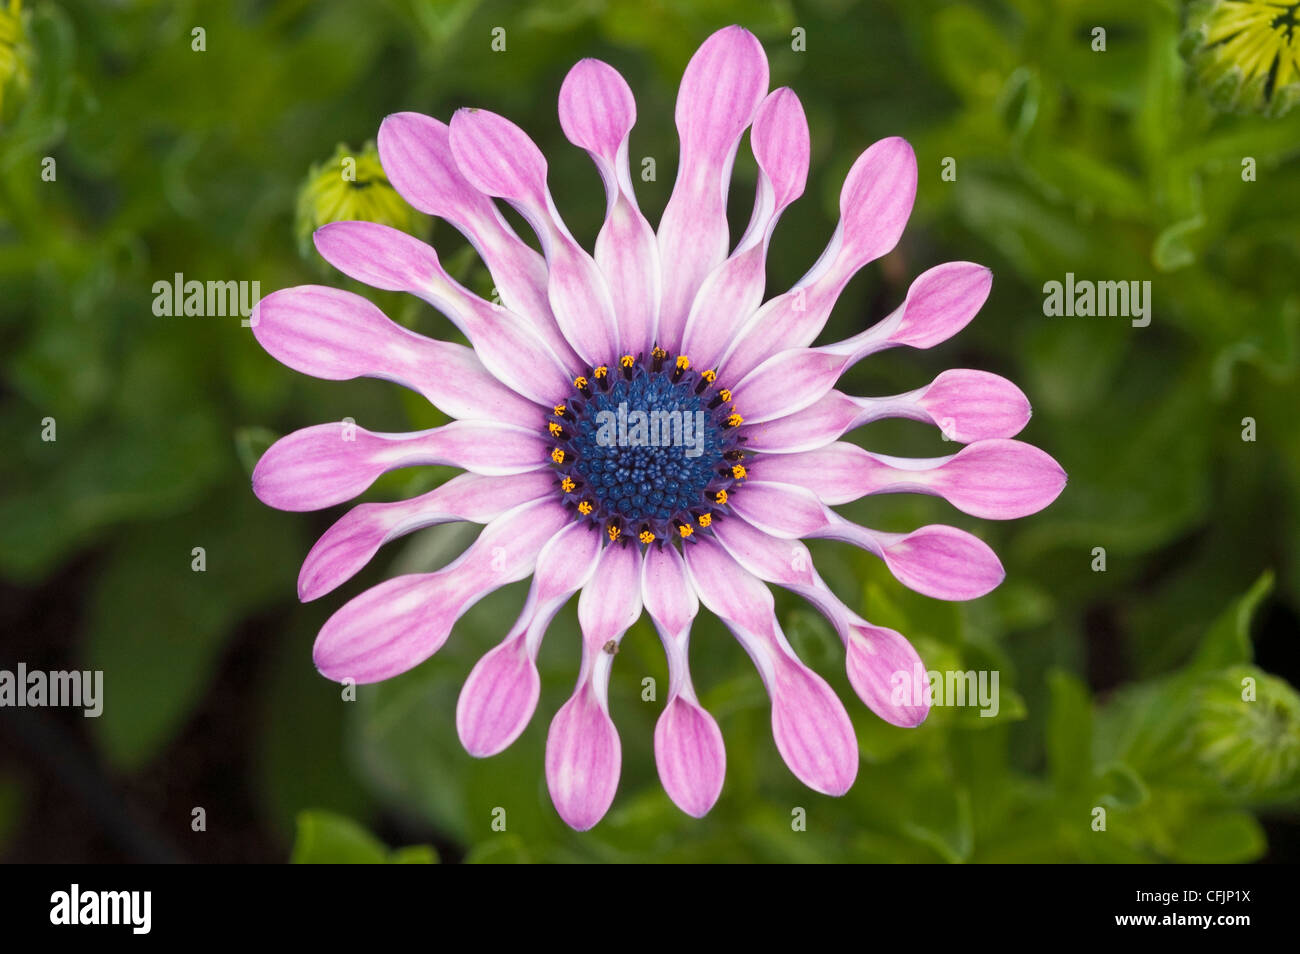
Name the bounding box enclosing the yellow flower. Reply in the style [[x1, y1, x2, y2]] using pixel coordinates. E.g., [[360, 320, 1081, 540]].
[[295, 141, 425, 255], [1183, 0, 1300, 116]]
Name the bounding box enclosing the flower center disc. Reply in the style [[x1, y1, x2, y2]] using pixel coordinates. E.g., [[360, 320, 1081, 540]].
[[547, 349, 746, 544]]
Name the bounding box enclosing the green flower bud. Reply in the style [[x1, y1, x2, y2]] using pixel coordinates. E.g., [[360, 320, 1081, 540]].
[[1195, 666, 1300, 798], [294, 141, 426, 258], [1182, 0, 1300, 117], [0, 0, 32, 120]]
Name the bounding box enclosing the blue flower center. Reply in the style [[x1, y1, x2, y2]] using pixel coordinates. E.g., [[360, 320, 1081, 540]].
[[547, 350, 746, 544]]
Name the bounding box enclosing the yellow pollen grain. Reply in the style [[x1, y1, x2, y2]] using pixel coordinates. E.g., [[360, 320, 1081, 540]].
[[574, 376, 588, 389], [701, 369, 717, 383], [714, 490, 728, 504], [578, 500, 593, 515], [731, 464, 747, 479], [560, 477, 575, 493], [620, 354, 635, 368], [607, 524, 621, 542], [553, 404, 566, 416], [638, 530, 655, 544], [726, 413, 744, 427], [551, 448, 566, 464], [719, 389, 732, 402], [678, 523, 694, 538], [652, 347, 667, 359], [594, 365, 608, 379], [697, 513, 712, 528], [676, 355, 690, 370], [548, 422, 563, 436]]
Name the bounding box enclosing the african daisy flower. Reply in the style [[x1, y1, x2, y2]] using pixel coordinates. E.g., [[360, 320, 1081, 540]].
[[250, 25, 1066, 830]]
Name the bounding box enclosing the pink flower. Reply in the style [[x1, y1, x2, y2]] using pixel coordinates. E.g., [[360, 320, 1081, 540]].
[[251, 26, 1066, 831]]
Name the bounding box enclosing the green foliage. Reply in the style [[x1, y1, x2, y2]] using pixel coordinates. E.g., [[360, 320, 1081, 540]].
[[1, 0, 1297, 863], [290, 810, 437, 864]]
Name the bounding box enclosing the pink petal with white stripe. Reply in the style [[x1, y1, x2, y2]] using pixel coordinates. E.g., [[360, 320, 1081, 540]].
[[710, 516, 929, 727], [867, 523, 1005, 602], [457, 521, 603, 757], [376, 111, 576, 366], [641, 542, 699, 646], [818, 261, 993, 363], [739, 368, 1032, 453], [656, 26, 769, 350], [559, 59, 661, 356], [298, 471, 554, 601], [547, 543, 643, 829], [884, 260, 993, 350], [312, 498, 568, 683], [545, 683, 621, 831], [683, 537, 857, 796], [750, 439, 1066, 519], [457, 636, 539, 759], [252, 421, 547, 512], [719, 137, 917, 380], [313, 221, 573, 404], [910, 439, 1066, 518], [914, 368, 1032, 442], [729, 481, 1005, 600], [730, 348, 846, 424], [642, 544, 724, 817], [577, 542, 644, 651], [679, 87, 808, 369], [844, 621, 930, 728], [251, 284, 538, 422], [450, 108, 620, 365], [730, 262, 994, 424], [655, 697, 726, 817]]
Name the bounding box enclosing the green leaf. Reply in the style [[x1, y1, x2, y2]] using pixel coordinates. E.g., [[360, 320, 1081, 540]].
[[1097, 762, 1149, 809], [1046, 669, 1093, 796], [290, 811, 437, 864], [929, 5, 1017, 102], [86, 490, 300, 768], [233, 426, 277, 479], [464, 834, 531, 864], [1152, 213, 1206, 271], [258, 620, 374, 838], [901, 784, 975, 864], [1190, 571, 1274, 672], [291, 811, 389, 864], [389, 845, 439, 864], [1167, 811, 1267, 864]]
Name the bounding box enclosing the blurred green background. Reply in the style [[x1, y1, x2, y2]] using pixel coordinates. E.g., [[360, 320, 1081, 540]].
[[2, 0, 1299, 863]]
